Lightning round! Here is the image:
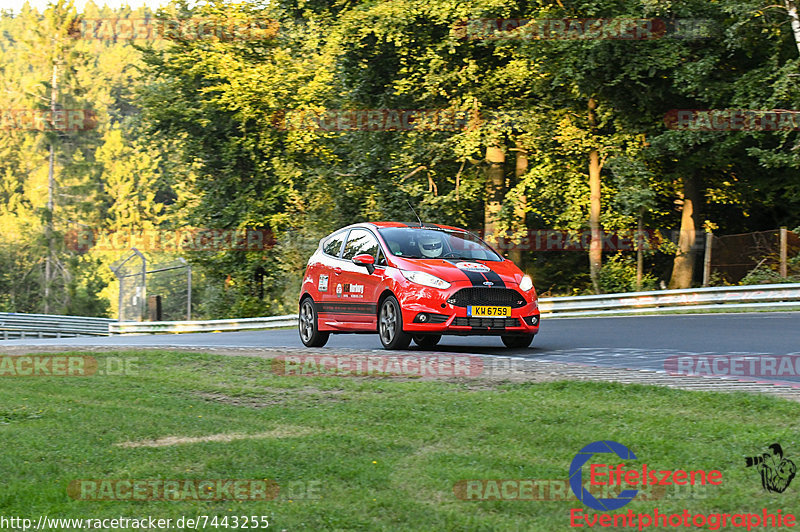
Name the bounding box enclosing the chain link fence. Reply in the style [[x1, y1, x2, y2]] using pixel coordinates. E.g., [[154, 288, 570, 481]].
[[111, 249, 191, 321], [109, 249, 146, 322], [706, 228, 800, 284]]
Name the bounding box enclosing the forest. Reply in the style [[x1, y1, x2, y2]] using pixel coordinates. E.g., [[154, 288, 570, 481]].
[[2, 0, 800, 319]]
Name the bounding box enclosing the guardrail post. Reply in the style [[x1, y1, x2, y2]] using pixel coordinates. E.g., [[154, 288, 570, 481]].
[[148, 295, 163, 321], [780, 227, 788, 278], [187, 264, 192, 321]]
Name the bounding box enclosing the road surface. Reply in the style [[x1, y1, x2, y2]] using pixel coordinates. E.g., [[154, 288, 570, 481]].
[[3, 312, 800, 383]]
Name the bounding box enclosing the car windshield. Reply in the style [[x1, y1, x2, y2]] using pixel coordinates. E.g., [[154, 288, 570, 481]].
[[378, 227, 502, 261]]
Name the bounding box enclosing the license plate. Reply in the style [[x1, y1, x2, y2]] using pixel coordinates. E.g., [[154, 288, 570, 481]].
[[468, 306, 511, 317]]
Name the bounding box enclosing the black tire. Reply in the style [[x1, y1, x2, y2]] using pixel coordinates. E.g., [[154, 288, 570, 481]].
[[378, 296, 412, 350], [299, 298, 330, 347], [501, 334, 534, 348], [413, 334, 442, 349]]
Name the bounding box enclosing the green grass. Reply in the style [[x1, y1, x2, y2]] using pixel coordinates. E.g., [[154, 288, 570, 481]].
[[2, 351, 800, 531]]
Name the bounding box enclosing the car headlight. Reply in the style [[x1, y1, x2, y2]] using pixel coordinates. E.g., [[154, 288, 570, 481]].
[[519, 274, 533, 292], [401, 270, 451, 289]]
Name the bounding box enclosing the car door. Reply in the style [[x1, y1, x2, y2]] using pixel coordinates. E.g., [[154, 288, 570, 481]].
[[314, 229, 349, 327], [337, 228, 383, 327]]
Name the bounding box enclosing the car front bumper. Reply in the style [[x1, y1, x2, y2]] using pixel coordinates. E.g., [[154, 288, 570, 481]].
[[397, 283, 540, 336]]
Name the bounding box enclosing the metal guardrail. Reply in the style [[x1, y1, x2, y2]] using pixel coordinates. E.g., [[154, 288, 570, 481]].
[[4, 284, 799, 339], [109, 315, 298, 335], [536, 283, 800, 318], [108, 283, 800, 335], [0, 312, 113, 339]]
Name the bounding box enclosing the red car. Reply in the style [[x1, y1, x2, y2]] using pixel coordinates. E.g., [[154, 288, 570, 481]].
[[298, 222, 540, 350]]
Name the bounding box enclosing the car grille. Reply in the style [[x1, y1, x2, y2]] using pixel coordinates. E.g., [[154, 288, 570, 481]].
[[447, 288, 527, 308], [454, 317, 520, 328]]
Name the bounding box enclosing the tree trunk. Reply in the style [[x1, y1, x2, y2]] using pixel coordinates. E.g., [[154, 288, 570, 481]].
[[508, 149, 528, 265], [44, 60, 58, 314], [786, 0, 800, 55], [484, 145, 505, 247], [588, 98, 602, 293], [669, 175, 700, 289]]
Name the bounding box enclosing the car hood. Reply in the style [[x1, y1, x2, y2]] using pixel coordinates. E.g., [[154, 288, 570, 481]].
[[392, 257, 524, 287]]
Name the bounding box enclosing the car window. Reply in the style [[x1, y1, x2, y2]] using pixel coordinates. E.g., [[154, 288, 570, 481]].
[[378, 227, 502, 261], [342, 229, 380, 260], [376, 248, 387, 266], [323, 231, 346, 257]]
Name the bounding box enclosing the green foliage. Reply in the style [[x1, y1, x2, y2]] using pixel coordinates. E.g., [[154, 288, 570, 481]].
[[597, 254, 659, 294], [740, 254, 800, 285], [4, 0, 800, 315]]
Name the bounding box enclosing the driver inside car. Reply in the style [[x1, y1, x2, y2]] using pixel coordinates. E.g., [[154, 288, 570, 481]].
[[418, 234, 444, 258]]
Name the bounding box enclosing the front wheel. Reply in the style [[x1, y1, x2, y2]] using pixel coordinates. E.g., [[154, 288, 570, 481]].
[[501, 334, 534, 348], [413, 334, 441, 349], [378, 296, 412, 350], [299, 298, 329, 347]]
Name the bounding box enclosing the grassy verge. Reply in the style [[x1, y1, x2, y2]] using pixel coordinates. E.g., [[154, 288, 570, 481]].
[[2, 351, 800, 531]]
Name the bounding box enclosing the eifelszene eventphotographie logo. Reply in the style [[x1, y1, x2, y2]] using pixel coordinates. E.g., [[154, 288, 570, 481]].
[[569, 440, 722, 511], [745, 443, 797, 494]]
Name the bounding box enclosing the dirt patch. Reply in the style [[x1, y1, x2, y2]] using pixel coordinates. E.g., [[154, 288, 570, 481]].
[[193, 387, 348, 408], [115, 426, 317, 448], [193, 391, 285, 408]]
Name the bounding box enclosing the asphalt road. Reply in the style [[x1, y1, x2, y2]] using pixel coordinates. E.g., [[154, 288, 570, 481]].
[[3, 312, 800, 383]]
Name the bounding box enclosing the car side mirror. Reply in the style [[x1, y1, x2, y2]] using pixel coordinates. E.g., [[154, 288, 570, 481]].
[[352, 254, 376, 274]]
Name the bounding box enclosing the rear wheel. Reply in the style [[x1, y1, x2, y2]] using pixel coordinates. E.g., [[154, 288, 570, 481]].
[[413, 334, 441, 349], [378, 296, 412, 350], [501, 334, 534, 348], [299, 298, 329, 347]]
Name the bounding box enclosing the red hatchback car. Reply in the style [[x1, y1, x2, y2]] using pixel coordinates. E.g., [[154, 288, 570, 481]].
[[298, 222, 540, 350]]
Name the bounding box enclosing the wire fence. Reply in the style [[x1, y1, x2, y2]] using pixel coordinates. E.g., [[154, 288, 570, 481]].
[[145, 259, 191, 321], [707, 228, 800, 284], [109, 249, 146, 322], [111, 249, 191, 322]]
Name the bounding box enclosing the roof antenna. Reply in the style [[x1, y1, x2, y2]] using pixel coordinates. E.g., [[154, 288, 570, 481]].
[[406, 200, 423, 227]]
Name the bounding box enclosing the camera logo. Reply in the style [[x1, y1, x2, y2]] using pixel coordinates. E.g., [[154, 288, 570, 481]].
[[745, 443, 797, 493], [569, 440, 639, 511]]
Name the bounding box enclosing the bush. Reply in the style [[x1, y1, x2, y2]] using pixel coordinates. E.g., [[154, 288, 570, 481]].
[[739, 250, 800, 285], [597, 254, 658, 294]]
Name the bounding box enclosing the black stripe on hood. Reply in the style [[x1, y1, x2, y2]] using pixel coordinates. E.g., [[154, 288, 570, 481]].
[[442, 259, 503, 287], [481, 268, 506, 288]]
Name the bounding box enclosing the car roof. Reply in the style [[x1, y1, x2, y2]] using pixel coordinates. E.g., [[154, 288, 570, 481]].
[[363, 221, 465, 232]]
